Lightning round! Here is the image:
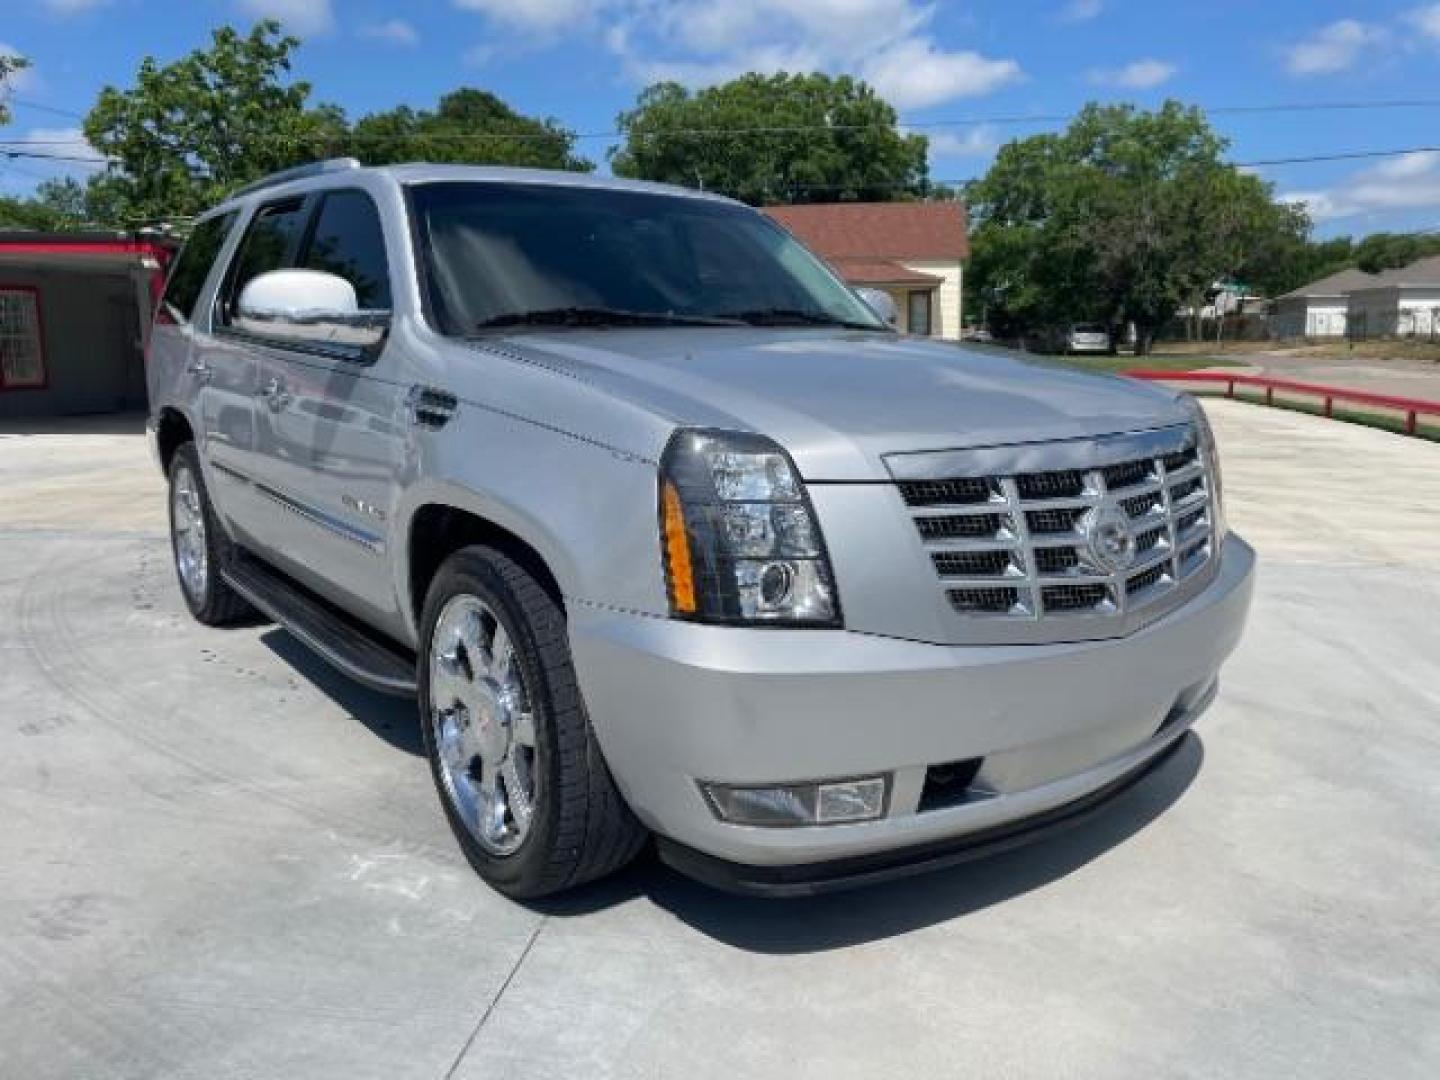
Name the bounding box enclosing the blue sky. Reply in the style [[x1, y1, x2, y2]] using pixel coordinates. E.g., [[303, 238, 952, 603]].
[[3, 0, 1440, 237]]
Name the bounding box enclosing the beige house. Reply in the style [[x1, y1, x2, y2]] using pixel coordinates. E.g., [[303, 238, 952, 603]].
[[763, 202, 968, 339]]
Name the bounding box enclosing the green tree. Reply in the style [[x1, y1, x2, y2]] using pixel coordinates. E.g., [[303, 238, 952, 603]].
[[0, 52, 29, 126], [1353, 231, 1440, 274], [966, 102, 1308, 353], [610, 73, 930, 205], [82, 21, 347, 224], [349, 88, 590, 171], [0, 179, 93, 231]]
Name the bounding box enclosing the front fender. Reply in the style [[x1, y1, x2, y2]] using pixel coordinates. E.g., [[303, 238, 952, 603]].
[[392, 401, 671, 641]]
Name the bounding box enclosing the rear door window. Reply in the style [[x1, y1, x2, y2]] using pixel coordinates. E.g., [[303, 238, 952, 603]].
[[301, 190, 392, 310], [219, 196, 312, 323], [159, 212, 236, 324]]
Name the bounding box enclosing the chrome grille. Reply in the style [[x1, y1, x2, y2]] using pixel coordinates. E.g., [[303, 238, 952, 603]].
[[890, 425, 1216, 629]]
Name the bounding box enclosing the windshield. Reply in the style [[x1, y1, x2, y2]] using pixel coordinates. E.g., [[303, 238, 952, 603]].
[[409, 181, 887, 334]]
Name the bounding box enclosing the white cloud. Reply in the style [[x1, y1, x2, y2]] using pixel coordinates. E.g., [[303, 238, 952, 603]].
[[453, 0, 592, 34], [235, 0, 335, 36], [1279, 153, 1440, 222], [926, 125, 1001, 158], [21, 126, 106, 165], [1060, 0, 1102, 22], [1373, 150, 1440, 181], [862, 38, 1023, 109], [1283, 19, 1386, 76], [1408, 3, 1440, 39], [0, 41, 35, 92], [42, 0, 107, 11], [1086, 58, 1177, 89], [455, 1, 1021, 109], [359, 19, 420, 46]]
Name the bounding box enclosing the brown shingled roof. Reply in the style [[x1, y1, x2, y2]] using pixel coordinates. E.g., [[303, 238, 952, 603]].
[[763, 202, 969, 261], [826, 256, 943, 286]]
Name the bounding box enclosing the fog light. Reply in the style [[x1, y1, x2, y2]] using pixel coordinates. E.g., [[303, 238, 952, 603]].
[[703, 776, 888, 827], [817, 778, 887, 823]]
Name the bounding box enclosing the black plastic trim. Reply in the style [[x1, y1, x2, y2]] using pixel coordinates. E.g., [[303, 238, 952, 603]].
[[656, 735, 1188, 898], [222, 548, 417, 696]]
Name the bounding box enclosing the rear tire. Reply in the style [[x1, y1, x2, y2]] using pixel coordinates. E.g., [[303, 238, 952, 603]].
[[418, 546, 646, 899], [167, 443, 255, 626]]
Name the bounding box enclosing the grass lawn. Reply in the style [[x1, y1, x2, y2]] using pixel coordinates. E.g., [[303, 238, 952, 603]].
[[1048, 354, 1246, 374], [1151, 339, 1440, 364]]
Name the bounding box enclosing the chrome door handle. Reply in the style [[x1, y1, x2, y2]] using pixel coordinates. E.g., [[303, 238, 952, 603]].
[[186, 358, 211, 382], [260, 376, 290, 411]]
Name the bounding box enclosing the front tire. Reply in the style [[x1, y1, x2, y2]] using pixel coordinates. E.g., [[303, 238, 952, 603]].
[[419, 546, 646, 899], [167, 443, 254, 626]]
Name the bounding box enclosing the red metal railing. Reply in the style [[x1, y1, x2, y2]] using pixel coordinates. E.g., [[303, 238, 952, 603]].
[[1124, 370, 1440, 436]]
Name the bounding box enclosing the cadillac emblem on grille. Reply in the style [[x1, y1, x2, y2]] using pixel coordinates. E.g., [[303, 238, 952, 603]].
[[1080, 502, 1137, 574]]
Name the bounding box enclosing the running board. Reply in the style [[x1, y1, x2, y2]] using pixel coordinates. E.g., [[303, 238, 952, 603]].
[[222, 550, 418, 697]]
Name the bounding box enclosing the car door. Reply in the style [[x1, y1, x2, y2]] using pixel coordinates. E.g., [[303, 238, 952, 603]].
[[151, 211, 253, 524], [204, 193, 321, 555], [243, 188, 407, 625]]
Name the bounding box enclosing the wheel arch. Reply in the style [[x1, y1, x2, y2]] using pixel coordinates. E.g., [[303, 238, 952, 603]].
[[404, 496, 570, 641], [155, 406, 198, 475]]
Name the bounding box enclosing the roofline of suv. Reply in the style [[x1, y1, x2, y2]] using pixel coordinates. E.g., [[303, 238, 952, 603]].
[[200, 161, 743, 221]]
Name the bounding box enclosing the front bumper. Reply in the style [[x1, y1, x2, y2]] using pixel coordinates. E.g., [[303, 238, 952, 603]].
[[571, 535, 1254, 879], [658, 733, 1189, 896]]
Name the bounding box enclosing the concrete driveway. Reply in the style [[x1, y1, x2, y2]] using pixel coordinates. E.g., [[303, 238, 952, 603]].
[[1, 402, 1436, 1080]]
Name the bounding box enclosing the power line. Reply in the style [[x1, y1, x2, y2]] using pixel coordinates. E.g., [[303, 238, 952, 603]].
[[2, 149, 110, 167], [4, 96, 88, 121], [1234, 147, 1440, 167], [6, 95, 1440, 146]]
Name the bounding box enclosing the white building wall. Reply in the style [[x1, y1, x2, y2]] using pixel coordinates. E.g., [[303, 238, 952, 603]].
[[1305, 301, 1348, 337], [1397, 288, 1440, 336], [898, 259, 964, 341]]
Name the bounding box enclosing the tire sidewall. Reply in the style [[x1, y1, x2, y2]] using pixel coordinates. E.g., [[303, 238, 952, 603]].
[[167, 444, 218, 619], [418, 550, 562, 895]]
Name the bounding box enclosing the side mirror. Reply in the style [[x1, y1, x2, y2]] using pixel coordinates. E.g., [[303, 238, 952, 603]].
[[854, 287, 898, 327], [235, 269, 390, 357]]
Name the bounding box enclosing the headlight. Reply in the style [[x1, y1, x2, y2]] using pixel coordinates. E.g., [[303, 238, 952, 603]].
[[659, 429, 840, 626], [1183, 396, 1226, 543]]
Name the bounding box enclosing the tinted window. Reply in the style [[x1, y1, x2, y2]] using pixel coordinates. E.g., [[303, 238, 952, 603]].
[[221, 197, 310, 321], [160, 212, 235, 324], [409, 182, 884, 335], [302, 190, 392, 309]]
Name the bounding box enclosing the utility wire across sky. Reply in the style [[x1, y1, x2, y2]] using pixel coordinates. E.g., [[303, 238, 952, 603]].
[[5, 94, 1440, 144]]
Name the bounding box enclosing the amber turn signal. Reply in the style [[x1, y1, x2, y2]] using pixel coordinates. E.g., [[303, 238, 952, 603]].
[[661, 479, 697, 614]]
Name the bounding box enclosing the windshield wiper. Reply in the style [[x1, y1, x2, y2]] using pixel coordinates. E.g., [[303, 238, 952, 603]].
[[474, 306, 742, 330], [719, 307, 883, 331]]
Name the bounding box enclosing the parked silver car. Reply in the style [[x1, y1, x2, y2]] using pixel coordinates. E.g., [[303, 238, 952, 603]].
[[1068, 322, 1116, 354], [147, 160, 1254, 897]]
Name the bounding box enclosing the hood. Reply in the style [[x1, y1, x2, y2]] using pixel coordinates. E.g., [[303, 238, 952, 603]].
[[485, 328, 1190, 480]]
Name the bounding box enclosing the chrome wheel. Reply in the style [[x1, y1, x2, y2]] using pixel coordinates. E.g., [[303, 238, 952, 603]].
[[428, 595, 538, 856], [171, 463, 209, 602]]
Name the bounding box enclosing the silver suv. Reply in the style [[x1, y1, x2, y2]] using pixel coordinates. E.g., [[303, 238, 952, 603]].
[[147, 159, 1255, 898]]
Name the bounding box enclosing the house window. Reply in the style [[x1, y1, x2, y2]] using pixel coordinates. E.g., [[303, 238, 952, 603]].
[[908, 290, 933, 336], [0, 287, 46, 390]]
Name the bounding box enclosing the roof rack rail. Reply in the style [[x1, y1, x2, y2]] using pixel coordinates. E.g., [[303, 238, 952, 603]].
[[229, 158, 362, 199]]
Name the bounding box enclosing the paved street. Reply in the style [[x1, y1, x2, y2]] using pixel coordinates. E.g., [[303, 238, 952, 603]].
[[1, 401, 1437, 1080]]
